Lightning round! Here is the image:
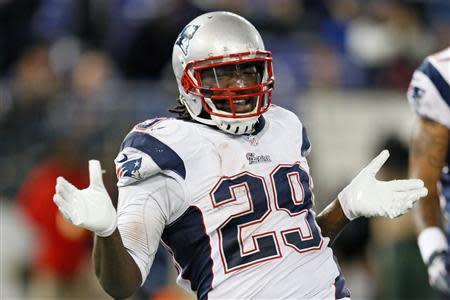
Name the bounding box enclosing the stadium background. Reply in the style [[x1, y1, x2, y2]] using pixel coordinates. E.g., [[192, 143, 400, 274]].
[[1, 0, 449, 299]]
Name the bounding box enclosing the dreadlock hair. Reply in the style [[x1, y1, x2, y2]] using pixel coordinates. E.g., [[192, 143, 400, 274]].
[[168, 97, 193, 120]]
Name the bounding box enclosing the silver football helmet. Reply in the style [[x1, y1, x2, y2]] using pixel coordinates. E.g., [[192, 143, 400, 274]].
[[172, 11, 274, 135]]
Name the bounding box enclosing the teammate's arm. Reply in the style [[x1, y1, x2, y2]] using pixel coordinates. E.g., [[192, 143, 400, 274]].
[[410, 117, 450, 293], [410, 117, 449, 231]]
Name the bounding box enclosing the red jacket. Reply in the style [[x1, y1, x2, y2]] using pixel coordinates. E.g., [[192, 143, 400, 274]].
[[17, 159, 92, 279]]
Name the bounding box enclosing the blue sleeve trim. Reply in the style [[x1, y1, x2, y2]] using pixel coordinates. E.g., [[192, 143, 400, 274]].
[[418, 60, 450, 106], [120, 131, 186, 179], [162, 206, 213, 300], [301, 126, 311, 156], [333, 255, 351, 299]]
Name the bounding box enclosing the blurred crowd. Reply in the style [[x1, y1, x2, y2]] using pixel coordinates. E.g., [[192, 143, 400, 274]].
[[1, 0, 449, 299], [2, 0, 450, 198]]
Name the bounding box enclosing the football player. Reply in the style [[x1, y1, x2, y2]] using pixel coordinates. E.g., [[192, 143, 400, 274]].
[[53, 12, 427, 299], [408, 47, 450, 294]]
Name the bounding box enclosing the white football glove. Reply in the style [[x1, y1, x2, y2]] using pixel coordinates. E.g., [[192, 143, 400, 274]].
[[53, 160, 117, 237], [338, 150, 428, 220], [427, 251, 450, 294], [418, 227, 450, 294]]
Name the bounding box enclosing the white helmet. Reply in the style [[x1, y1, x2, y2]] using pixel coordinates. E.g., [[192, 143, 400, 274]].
[[172, 11, 274, 135]]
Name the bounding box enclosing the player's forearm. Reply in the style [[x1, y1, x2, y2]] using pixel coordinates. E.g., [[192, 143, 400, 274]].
[[316, 198, 350, 245], [93, 229, 142, 299]]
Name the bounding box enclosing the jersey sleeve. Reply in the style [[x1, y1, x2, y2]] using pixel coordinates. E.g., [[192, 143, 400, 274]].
[[115, 118, 187, 187], [117, 175, 188, 285], [407, 57, 450, 129]]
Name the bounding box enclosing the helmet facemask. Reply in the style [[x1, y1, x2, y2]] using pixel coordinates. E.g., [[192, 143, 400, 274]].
[[180, 51, 274, 135]]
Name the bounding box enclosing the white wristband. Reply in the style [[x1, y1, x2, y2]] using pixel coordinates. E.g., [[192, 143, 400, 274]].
[[95, 217, 118, 237], [418, 227, 449, 264], [338, 190, 356, 221]]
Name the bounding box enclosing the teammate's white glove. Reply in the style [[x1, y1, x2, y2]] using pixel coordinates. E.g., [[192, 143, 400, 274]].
[[338, 150, 428, 220], [53, 160, 117, 237], [427, 251, 450, 294], [418, 227, 450, 294]]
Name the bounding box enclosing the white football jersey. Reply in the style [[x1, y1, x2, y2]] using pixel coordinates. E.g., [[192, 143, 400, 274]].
[[407, 47, 450, 129], [115, 105, 350, 300]]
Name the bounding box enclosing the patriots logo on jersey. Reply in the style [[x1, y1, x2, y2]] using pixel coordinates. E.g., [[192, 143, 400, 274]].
[[176, 24, 200, 56], [116, 155, 143, 179]]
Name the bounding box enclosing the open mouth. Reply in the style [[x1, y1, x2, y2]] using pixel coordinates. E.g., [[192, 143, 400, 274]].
[[214, 97, 257, 113], [234, 99, 251, 105]]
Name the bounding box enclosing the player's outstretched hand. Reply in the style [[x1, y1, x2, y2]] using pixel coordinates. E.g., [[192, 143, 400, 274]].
[[338, 150, 428, 220], [53, 160, 117, 237], [427, 251, 450, 295]]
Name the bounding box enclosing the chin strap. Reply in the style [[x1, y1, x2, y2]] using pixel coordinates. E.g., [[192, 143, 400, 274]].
[[213, 115, 259, 135]]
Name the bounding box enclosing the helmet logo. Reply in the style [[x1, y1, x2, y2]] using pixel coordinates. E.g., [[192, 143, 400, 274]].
[[176, 24, 200, 56]]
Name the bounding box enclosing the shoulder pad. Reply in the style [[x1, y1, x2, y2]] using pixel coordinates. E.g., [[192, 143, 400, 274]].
[[267, 105, 301, 125], [115, 118, 187, 187], [267, 105, 311, 157]]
